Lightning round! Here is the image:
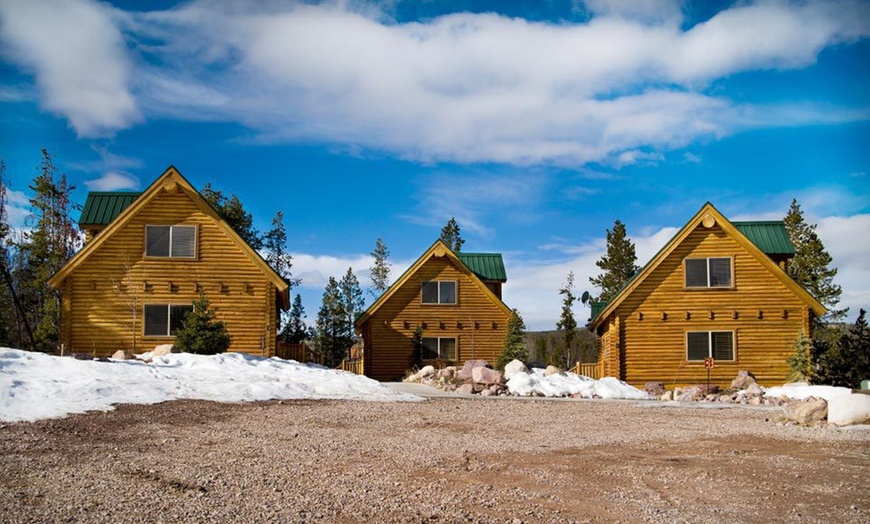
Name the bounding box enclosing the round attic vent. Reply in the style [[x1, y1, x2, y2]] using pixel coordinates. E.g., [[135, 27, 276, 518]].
[[702, 214, 716, 228]]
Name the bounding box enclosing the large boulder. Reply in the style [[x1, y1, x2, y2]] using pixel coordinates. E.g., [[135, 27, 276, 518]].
[[675, 386, 702, 402], [458, 359, 490, 381], [544, 365, 563, 376], [456, 383, 475, 395], [504, 360, 529, 380], [417, 365, 436, 378], [645, 382, 665, 397], [828, 394, 870, 426], [111, 350, 129, 360], [472, 366, 504, 385], [746, 383, 764, 397], [437, 367, 456, 380], [731, 370, 757, 390], [152, 344, 176, 357], [783, 398, 828, 425]]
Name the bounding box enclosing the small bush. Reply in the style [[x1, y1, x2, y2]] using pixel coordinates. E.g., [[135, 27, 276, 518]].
[[174, 292, 231, 355]]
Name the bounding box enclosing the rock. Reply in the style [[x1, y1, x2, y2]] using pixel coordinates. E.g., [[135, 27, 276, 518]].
[[783, 398, 828, 425], [704, 394, 717, 401], [675, 386, 702, 402], [644, 382, 665, 397], [152, 344, 176, 357], [111, 350, 129, 360], [696, 384, 720, 395], [504, 360, 529, 379], [746, 383, 764, 397], [748, 396, 763, 405], [731, 370, 757, 390], [660, 390, 674, 401], [456, 383, 475, 395], [458, 359, 490, 381], [472, 366, 504, 385], [480, 389, 494, 397], [436, 367, 454, 380], [828, 394, 870, 426], [544, 365, 563, 376], [418, 365, 436, 378]]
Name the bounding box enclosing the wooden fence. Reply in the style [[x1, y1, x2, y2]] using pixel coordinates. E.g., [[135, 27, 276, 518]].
[[275, 341, 324, 365], [338, 357, 365, 375], [569, 361, 605, 380]]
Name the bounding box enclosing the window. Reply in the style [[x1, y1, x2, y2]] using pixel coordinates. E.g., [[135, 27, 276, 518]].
[[687, 331, 734, 361], [422, 337, 457, 361], [421, 281, 457, 304], [146, 225, 196, 258], [144, 304, 193, 336], [685, 257, 731, 288]]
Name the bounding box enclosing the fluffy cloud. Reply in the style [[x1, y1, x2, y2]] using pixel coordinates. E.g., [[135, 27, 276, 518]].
[[2, 0, 866, 163], [83, 171, 140, 191], [0, 0, 140, 137]]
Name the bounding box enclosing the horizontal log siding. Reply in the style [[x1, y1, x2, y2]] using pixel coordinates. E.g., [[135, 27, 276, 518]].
[[363, 257, 509, 381], [62, 188, 274, 356], [602, 225, 806, 387]]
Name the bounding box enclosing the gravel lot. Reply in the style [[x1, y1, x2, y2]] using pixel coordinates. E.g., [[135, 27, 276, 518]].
[[1, 398, 868, 523]]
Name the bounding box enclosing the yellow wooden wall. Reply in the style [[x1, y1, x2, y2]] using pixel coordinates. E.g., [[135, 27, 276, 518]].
[[597, 224, 810, 387], [59, 186, 277, 356], [362, 256, 510, 381]]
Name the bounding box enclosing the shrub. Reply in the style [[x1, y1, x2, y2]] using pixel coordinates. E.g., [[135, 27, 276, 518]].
[[497, 309, 527, 369], [174, 292, 231, 355]]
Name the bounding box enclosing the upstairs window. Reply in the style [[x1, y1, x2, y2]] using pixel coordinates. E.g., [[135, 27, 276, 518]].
[[687, 331, 734, 361], [685, 257, 732, 288], [144, 304, 193, 337], [146, 225, 196, 258], [422, 337, 457, 361], [421, 281, 457, 304]]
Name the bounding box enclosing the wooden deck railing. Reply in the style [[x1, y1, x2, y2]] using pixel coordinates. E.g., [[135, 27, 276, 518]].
[[569, 361, 605, 380], [338, 357, 365, 375], [275, 341, 324, 365]]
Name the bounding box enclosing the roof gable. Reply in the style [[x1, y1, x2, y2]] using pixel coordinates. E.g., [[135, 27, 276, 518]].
[[354, 240, 511, 328], [456, 253, 507, 282], [49, 166, 289, 308], [590, 203, 826, 328], [79, 192, 141, 227]]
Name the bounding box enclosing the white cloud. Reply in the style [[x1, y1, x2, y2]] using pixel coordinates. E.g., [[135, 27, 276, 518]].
[[816, 214, 870, 318], [83, 171, 140, 191], [3, 188, 30, 230], [0, 0, 140, 137], [4, 0, 866, 164]]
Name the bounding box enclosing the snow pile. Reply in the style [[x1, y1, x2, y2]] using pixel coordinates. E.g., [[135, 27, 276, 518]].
[[763, 383, 854, 403], [0, 348, 422, 423], [507, 368, 651, 400]]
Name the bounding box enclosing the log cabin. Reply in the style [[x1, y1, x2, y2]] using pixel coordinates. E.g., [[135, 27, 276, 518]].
[[589, 202, 826, 388], [48, 166, 290, 356], [355, 240, 512, 381]]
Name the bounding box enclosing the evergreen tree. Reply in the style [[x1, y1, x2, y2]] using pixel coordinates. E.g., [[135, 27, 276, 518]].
[[784, 199, 845, 320], [589, 219, 640, 303], [280, 293, 309, 343], [821, 309, 870, 388], [316, 276, 353, 367], [0, 161, 18, 346], [553, 271, 578, 367], [264, 211, 297, 287], [369, 237, 391, 298], [174, 292, 231, 355], [201, 183, 263, 250], [786, 331, 814, 382], [497, 309, 527, 369], [339, 267, 365, 328], [16, 150, 80, 351], [439, 217, 465, 252], [410, 325, 424, 369]]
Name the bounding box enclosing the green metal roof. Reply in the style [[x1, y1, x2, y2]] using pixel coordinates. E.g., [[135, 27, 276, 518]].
[[733, 221, 794, 255], [79, 192, 141, 226], [457, 253, 507, 282]]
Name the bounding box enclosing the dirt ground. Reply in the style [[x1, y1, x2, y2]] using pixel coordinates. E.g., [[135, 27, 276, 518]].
[[1, 398, 868, 523]]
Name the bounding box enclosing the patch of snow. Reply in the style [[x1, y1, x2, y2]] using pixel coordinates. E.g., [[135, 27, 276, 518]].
[[0, 348, 422, 423], [763, 383, 853, 403], [506, 368, 651, 400]]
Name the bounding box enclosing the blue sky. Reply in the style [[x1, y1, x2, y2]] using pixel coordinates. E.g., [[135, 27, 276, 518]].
[[1, 0, 868, 330]]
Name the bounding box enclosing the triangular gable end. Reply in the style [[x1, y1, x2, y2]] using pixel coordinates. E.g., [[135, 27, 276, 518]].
[[48, 166, 290, 309], [590, 203, 826, 329], [354, 240, 511, 329]]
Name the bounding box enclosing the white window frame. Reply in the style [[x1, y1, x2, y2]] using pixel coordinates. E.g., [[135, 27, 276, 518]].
[[144, 304, 194, 337], [686, 331, 735, 362], [145, 225, 197, 259], [422, 337, 458, 361], [684, 257, 733, 288], [421, 280, 457, 305]]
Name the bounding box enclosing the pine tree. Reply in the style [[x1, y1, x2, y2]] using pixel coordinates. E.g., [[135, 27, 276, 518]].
[[439, 217, 465, 252], [783, 199, 845, 320], [280, 294, 309, 343], [173, 292, 232, 355], [201, 183, 263, 250], [786, 331, 814, 382], [339, 267, 365, 328], [0, 161, 19, 347], [553, 271, 577, 367], [264, 211, 297, 287], [497, 309, 527, 369], [410, 325, 424, 369], [820, 309, 870, 388], [316, 276, 353, 367], [589, 220, 640, 303], [369, 237, 391, 298]]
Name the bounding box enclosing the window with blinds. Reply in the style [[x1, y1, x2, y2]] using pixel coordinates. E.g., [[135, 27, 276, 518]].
[[686, 331, 734, 361], [146, 225, 197, 258], [144, 304, 194, 336], [685, 257, 732, 288]]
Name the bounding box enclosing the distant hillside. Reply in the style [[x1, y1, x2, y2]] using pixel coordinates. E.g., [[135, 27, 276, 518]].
[[523, 329, 599, 369]]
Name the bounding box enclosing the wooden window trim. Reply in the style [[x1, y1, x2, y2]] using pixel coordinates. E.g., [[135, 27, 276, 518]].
[[683, 256, 734, 290], [685, 330, 736, 362], [144, 224, 198, 260], [143, 303, 193, 337], [420, 280, 458, 306]]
